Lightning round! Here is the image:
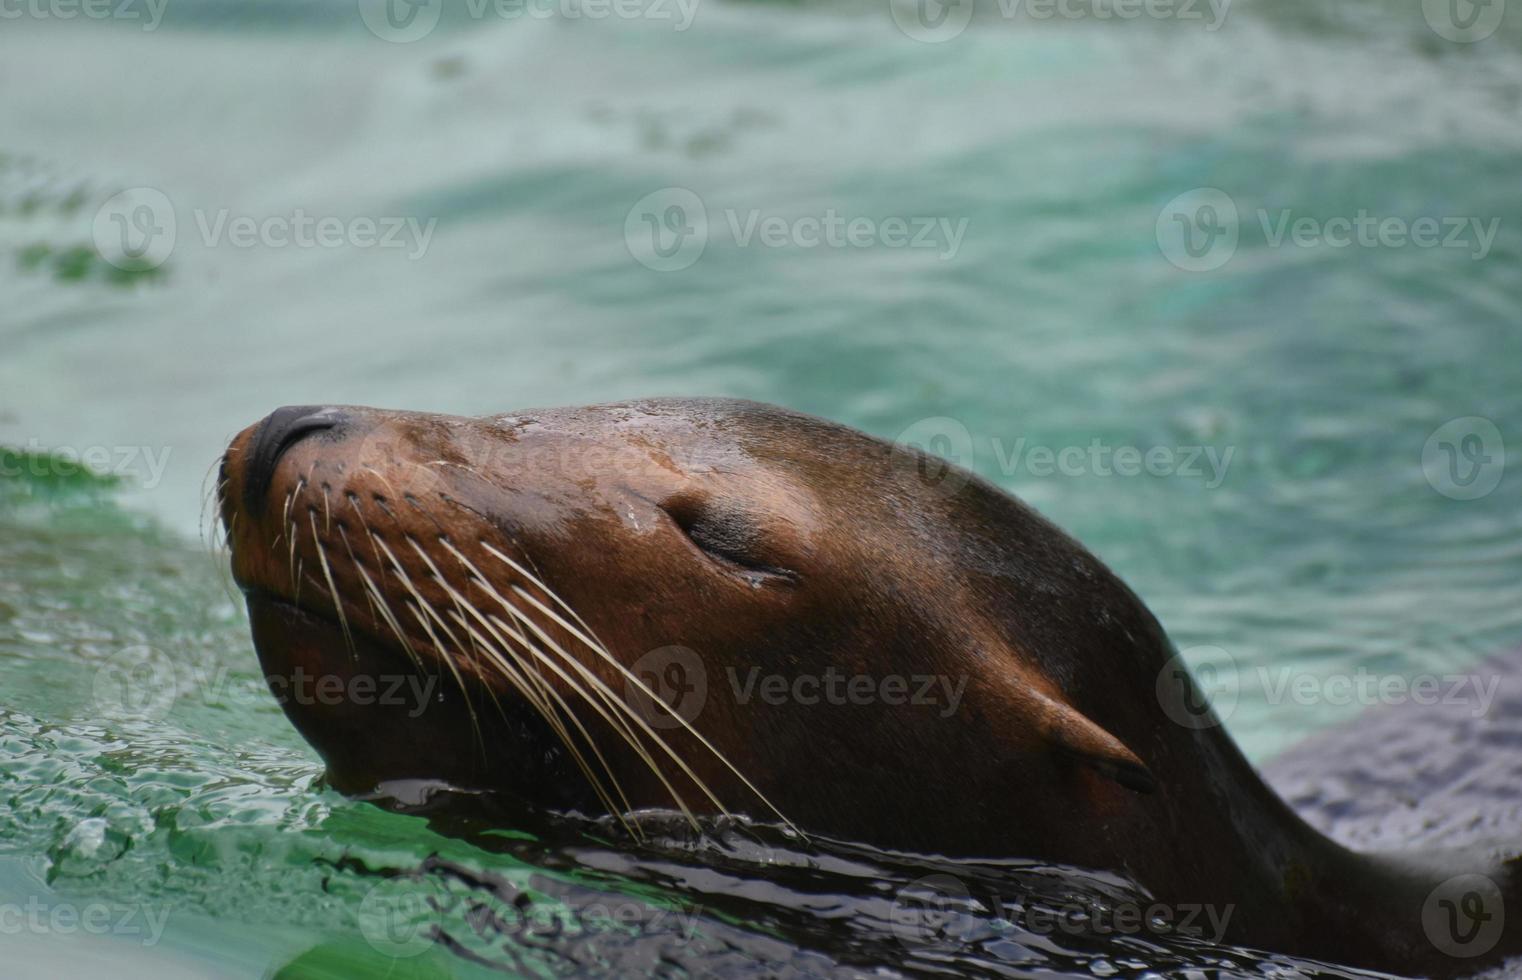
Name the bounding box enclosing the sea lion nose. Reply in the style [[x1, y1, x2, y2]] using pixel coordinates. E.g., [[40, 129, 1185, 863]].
[[242, 405, 349, 512]]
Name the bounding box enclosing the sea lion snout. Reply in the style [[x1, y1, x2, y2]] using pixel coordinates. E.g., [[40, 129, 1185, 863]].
[[240, 405, 351, 511]]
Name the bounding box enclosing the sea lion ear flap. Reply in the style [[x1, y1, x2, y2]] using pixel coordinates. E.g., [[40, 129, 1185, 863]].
[[1034, 690, 1158, 794]]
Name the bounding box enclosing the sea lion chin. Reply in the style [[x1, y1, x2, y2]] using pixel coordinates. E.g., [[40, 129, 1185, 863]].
[[218, 398, 1522, 977]]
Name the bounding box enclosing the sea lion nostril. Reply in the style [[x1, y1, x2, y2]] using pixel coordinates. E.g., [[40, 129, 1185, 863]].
[[242, 405, 348, 512]]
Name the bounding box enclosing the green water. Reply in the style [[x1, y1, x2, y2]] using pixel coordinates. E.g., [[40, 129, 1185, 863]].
[[3, 0, 1521, 974]]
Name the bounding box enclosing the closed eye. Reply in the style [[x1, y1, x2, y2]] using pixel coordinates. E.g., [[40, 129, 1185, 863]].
[[658, 496, 799, 585]]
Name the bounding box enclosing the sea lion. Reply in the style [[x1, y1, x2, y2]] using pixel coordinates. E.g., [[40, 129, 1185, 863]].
[[218, 399, 1520, 976]]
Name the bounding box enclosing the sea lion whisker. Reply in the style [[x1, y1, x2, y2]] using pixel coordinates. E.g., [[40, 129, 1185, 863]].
[[402, 597, 489, 764], [503, 579, 798, 834], [420, 561, 608, 759], [359, 465, 404, 504], [385, 557, 478, 688], [336, 525, 385, 635], [447, 552, 691, 808], [353, 563, 424, 673], [203, 470, 243, 605], [370, 536, 518, 760], [472, 592, 689, 816], [285, 491, 299, 591], [388, 491, 731, 828], [478, 541, 604, 648], [368, 536, 444, 635], [211, 507, 242, 606], [438, 541, 673, 763], [442, 540, 725, 825], [400, 534, 487, 645], [406, 546, 651, 823], [480, 608, 681, 832], [493, 601, 717, 827], [346, 494, 386, 570], [199, 458, 224, 545], [448, 609, 640, 834], [308, 512, 356, 658], [424, 597, 519, 738], [468, 568, 724, 826]]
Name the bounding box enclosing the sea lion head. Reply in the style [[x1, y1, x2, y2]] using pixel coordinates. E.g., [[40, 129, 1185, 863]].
[[219, 399, 1176, 854]]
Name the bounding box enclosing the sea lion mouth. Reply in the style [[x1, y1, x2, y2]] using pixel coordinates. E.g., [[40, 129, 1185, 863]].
[[240, 585, 612, 814]]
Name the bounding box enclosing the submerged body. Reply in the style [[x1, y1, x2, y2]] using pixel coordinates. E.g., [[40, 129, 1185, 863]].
[[219, 399, 1519, 976]]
